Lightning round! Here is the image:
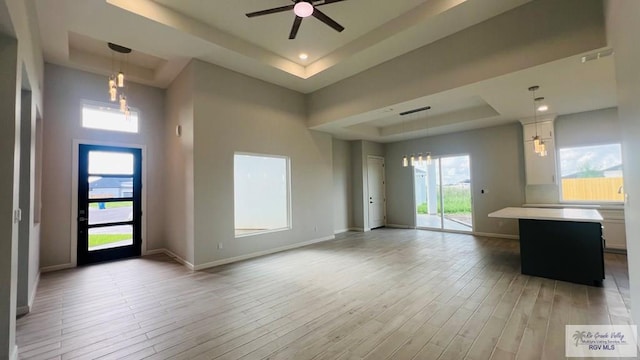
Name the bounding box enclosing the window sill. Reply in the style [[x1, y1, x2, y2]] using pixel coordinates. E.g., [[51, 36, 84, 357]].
[[235, 227, 291, 239]]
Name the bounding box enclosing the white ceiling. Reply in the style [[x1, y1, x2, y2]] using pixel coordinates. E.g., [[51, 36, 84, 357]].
[[33, 0, 618, 142]]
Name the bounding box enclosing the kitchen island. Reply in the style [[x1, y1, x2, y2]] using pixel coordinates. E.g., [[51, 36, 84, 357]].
[[489, 207, 604, 286]]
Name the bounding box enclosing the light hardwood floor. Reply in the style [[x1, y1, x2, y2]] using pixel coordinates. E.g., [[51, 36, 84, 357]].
[[16, 229, 632, 360]]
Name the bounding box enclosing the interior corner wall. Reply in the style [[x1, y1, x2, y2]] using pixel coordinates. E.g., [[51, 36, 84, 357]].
[[307, 0, 606, 127], [385, 123, 525, 235], [40, 64, 166, 268], [332, 138, 352, 233], [189, 60, 334, 267], [350, 141, 364, 230], [164, 61, 195, 264], [606, 0, 640, 326]]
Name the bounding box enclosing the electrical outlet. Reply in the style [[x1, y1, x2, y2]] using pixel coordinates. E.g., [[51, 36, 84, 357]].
[[13, 209, 21, 223], [313, 226, 318, 232], [217, 242, 223, 250]]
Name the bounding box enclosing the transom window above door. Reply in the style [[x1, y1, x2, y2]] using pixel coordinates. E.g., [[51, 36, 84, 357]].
[[82, 103, 139, 133]]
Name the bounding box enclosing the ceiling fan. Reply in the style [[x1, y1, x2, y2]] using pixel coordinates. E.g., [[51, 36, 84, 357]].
[[246, 0, 347, 40]]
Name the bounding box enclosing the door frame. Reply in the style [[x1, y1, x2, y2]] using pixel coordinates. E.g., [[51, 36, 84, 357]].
[[412, 152, 475, 234], [70, 139, 147, 267], [366, 155, 386, 231]]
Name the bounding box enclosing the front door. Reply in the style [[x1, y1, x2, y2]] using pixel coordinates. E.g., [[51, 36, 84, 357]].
[[367, 156, 386, 229], [77, 144, 142, 265]]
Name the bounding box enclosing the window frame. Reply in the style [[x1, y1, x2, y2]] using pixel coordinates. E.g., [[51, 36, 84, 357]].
[[233, 152, 292, 238], [80, 100, 140, 134], [557, 143, 624, 205]]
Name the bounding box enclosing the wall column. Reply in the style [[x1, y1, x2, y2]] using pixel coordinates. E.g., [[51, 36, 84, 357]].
[[0, 34, 21, 360]]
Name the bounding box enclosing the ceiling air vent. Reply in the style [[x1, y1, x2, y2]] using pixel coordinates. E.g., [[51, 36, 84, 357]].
[[580, 48, 614, 63]]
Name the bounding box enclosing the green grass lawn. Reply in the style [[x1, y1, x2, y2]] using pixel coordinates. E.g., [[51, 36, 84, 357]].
[[89, 234, 131, 247], [417, 186, 471, 214], [89, 201, 132, 209]]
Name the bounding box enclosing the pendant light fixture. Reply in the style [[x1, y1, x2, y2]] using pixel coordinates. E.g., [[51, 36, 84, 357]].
[[399, 106, 432, 167], [528, 86, 547, 157], [108, 42, 132, 114]]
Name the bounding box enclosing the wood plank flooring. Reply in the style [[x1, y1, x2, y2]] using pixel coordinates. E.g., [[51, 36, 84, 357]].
[[16, 229, 632, 360]]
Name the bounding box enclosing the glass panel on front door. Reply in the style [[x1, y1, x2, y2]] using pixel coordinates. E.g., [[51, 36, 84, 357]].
[[78, 145, 142, 265]]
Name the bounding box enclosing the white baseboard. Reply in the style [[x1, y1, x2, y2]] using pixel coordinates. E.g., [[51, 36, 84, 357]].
[[40, 263, 74, 273], [349, 227, 365, 232], [193, 235, 336, 271], [386, 224, 411, 229], [17, 306, 29, 316], [144, 248, 166, 256], [29, 271, 40, 307], [334, 228, 350, 234], [473, 232, 519, 240], [144, 248, 195, 270], [16, 271, 39, 316]]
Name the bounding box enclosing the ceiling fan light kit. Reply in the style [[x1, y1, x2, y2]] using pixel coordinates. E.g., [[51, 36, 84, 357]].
[[246, 0, 347, 40], [294, 2, 314, 17]]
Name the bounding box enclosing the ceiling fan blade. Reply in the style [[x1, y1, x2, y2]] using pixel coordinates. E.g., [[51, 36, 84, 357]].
[[246, 4, 294, 18], [312, 8, 344, 32], [314, 0, 348, 6], [289, 16, 303, 39]]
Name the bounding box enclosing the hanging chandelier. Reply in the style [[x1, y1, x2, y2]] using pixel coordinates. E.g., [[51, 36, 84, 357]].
[[400, 106, 432, 167], [528, 86, 547, 157], [107, 42, 132, 115]]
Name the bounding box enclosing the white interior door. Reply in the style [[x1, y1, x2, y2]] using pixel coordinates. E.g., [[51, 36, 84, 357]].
[[367, 156, 386, 229]]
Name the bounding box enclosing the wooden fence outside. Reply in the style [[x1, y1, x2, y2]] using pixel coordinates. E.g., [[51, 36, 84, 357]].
[[561, 177, 624, 202]]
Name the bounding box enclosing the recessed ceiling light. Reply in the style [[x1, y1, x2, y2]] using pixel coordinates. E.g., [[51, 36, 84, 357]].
[[537, 104, 549, 112], [299, 53, 308, 60]]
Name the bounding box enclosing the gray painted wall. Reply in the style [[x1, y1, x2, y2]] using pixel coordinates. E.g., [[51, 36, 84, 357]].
[[164, 62, 195, 264], [40, 64, 166, 268], [188, 60, 334, 267], [17, 89, 39, 314], [0, 0, 45, 355], [606, 0, 640, 326], [0, 34, 19, 360], [555, 107, 619, 147], [385, 123, 525, 236], [350, 141, 364, 230], [332, 139, 352, 233]]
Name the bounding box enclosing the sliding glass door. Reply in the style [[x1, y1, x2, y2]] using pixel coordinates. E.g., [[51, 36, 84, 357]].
[[414, 155, 473, 232]]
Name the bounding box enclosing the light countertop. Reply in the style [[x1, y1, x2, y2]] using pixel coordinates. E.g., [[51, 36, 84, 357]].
[[488, 207, 603, 223]]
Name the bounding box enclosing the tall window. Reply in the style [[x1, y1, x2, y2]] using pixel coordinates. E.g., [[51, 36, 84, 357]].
[[82, 103, 139, 133], [558, 144, 623, 203], [234, 153, 291, 237]]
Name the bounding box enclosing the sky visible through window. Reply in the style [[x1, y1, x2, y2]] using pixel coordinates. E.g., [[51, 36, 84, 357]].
[[559, 144, 622, 178]]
